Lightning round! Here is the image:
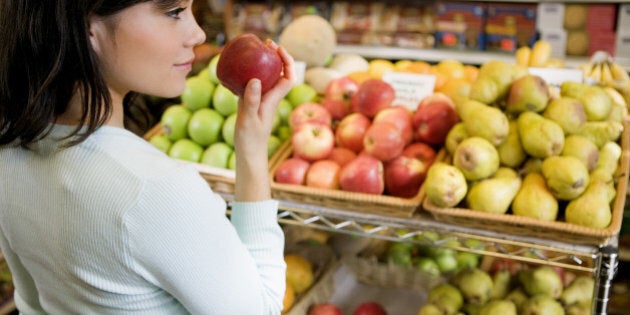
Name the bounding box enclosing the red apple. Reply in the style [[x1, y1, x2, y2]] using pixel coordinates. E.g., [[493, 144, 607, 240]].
[[412, 93, 460, 145], [373, 105, 414, 145], [351, 79, 395, 118], [353, 301, 387, 315], [308, 303, 344, 315], [306, 159, 341, 189], [289, 102, 333, 131], [363, 122, 406, 162], [274, 158, 310, 185], [335, 112, 371, 153], [216, 33, 282, 96], [384, 155, 428, 198], [323, 76, 360, 120], [329, 147, 357, 167], [402, 142, 438, 167], [292, 122, 335, 162], [339, 155, 385, 195]]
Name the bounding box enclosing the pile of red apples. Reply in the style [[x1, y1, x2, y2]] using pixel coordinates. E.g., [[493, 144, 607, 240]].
[[274, 76, 460, 198]]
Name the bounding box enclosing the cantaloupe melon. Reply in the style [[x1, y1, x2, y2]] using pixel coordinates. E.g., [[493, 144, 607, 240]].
[[279, 15, 337, 68]]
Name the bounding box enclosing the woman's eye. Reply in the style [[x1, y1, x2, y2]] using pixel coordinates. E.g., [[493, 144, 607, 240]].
[[166, 7, 186, 19]]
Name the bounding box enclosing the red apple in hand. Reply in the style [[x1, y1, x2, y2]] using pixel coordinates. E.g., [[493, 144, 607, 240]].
[[216, 33, 282, 96], [351, 79, 395, 118], [274, 158, 310, 185], [412, 93, 460, 145], [402, 142, 438, 167], [353, 301, 387, 315], [363, 122, 406, 162], [308, 303, 344, 315], [292, 122, 335, 162], [335, 112, 371, 153], [373, 105, 414, 145], [323, 76, 360, 120], [306, 159, 341, 189], [329, 147, 357, 167], [339, 155, 384, 195], [384, 155, 428, 198], [289, 102, 333, 130]]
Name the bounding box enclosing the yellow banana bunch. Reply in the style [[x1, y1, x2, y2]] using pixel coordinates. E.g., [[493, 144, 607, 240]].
[[514, 40, 558, 68], [578, 51, 630, 85]]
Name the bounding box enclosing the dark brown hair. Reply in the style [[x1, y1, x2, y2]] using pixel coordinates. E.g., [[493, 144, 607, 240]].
[[0, 0, 182, 147]]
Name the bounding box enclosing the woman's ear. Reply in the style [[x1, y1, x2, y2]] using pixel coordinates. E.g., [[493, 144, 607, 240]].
[[87, 15, 105, 54]]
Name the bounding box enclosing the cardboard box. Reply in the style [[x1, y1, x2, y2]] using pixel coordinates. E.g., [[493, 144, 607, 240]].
[[434, 1, 486, 50], [536, 3, 564, 30], [586, 4, 617, 32], [589, 30, 617, 57], [485, 3, 537, 53], [617, 4, 630, 30], [539, 28, 567, 59], [616, 30, 630, 59]]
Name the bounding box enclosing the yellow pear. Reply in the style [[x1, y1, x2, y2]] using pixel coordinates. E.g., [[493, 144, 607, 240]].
[[497, 120, 527, 168], [565, 180, 613, 229], [541, 155, 590, 201], [466, 167, 521, 214], [517, 111, 565, 158], [459, 99, 510, 146], [512, 172, 559, 221]]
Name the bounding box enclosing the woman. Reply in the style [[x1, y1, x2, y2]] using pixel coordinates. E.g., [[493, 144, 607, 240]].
[[0, 1, 295, 314]]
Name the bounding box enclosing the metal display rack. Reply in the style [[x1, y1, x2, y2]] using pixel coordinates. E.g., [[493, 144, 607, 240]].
[[216, 190, 622, 315]]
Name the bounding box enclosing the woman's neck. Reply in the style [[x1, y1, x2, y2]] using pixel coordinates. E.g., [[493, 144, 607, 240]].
[[55, 87, 125, 128]]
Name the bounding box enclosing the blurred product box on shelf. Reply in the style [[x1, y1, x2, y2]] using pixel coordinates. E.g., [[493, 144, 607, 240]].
[[566, 30, 589, 56], [538, 29, 567, 59], [563, 3, 588, 31], [434, 1, 486, 50], [225, 1, 284, 41], [280, 1, 331, 28], [536, 2, 564, 30], [586, 4, 617, 32], [484, 3, 537, 53], [330, 2, 380, 44], [616, 30, 630, 60], [588, 30, 617, 57], [618, 4, 630, 30]]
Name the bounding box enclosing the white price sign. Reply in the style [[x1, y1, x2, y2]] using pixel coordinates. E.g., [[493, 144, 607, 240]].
[[527, 67, 583, 87], [382, 71, 436, 110]]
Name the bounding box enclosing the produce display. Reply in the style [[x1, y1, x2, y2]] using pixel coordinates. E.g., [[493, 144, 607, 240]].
[[418, 261, 594, 315], [423, 57, 627, 231], [148, 53, 300, 169], [0, 260, 12, 304]]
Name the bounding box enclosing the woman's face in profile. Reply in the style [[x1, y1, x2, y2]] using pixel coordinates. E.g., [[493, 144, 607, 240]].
[[89, 0, 206, 99]]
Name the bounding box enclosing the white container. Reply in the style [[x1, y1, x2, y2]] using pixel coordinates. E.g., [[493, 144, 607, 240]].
[[536, 3, 565, 31]]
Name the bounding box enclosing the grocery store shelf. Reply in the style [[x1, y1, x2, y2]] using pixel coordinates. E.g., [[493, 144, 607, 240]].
[[334, 45, 630, 72]]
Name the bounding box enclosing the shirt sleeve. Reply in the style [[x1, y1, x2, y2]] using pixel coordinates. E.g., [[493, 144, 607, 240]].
[[123, 167, 285, 315]]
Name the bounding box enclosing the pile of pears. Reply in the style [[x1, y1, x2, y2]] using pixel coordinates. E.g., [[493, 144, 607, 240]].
[[418, 264, 595, 315], [424, 59, 627, 229]]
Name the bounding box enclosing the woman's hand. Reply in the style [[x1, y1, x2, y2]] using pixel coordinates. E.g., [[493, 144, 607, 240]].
[[233, 41, 296, 202]]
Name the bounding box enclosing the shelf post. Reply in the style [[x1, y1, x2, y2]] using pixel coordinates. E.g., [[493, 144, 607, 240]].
[[593, 245, 619, 315]]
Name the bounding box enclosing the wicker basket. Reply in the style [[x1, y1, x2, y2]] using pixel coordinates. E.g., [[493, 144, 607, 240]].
[[143, 124, 286, 194], [423, 120, 630, 246], [270, 143, 446, 218]]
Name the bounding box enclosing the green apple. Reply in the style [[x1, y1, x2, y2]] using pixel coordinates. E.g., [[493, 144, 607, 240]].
[[276, 125, 291, 141], [160, 104, 192, 141], [187, 108, 225, 147], [228, 151, 237, 170], [207, 53, 221, 84], [268, 135, 283, 158], [181, 76, 214, 111], [169, 138, 204, 163], [212, 84, 239, 117], [287, 83, 317, 107], [197, 68, 212, 83], [276, 98, 293, 124], [271, 111, 281, 134], [222, 113, 237, 147], [201, 142, 233, 168], [148, 134, 172, 153], [415, 257, 441, 276]]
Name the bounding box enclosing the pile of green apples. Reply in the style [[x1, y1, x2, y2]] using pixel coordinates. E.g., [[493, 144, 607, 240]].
[[383, 233, 483, 277], [148, 54, 318, 170]]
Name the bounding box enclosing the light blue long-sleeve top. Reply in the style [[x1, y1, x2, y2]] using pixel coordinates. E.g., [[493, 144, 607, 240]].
[[0, 125, 285, 314]]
